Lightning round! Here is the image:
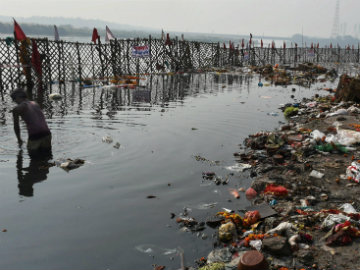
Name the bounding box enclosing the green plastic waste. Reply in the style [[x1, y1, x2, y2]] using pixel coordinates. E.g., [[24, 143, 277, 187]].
[[199, 262, 226, 270], [315, 143, 348, 153], [284, 106, 299, 117]]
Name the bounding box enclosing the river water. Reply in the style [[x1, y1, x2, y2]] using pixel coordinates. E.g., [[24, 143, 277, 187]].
[[0, 71, 336, 269]]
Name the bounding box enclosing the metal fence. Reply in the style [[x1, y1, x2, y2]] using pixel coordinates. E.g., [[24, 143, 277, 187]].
[[0, 36, 359, 97]]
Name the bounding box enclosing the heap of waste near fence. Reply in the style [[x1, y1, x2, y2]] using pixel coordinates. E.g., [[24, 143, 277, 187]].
[[167, 65, 360, 270]]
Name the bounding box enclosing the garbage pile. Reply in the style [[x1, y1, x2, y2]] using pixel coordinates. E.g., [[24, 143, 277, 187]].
[[251, 63, 337, 87], [177, 76, 360, 270]]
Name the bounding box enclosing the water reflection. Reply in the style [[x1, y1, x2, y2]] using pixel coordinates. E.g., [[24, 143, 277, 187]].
[[41, 73, 251, 118], [16, 150, 53, 197]]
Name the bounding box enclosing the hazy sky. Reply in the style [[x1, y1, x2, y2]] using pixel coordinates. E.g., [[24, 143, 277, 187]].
[[2, 0, 360, 38]]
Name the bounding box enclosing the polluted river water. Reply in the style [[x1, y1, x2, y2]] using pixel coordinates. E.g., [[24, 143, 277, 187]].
[[0, 71, 336, 269]]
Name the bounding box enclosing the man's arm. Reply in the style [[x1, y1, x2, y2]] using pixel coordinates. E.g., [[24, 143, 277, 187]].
[[12, 108, 23, 146]]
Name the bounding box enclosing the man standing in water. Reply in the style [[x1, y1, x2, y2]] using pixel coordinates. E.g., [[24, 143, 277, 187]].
[[11, 88, 52, 157]]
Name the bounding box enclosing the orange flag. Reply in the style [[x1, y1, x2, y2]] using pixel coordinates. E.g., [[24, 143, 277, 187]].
[[13, 19, 27, 41]]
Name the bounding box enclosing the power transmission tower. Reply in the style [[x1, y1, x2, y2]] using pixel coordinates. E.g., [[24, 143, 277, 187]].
[[331, 0, 340, 38]]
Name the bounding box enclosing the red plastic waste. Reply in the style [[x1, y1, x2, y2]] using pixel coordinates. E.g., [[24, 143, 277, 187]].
[[264, 184, 288, 197], [245, 187, 257, 200], [243, 210, 261, 227]]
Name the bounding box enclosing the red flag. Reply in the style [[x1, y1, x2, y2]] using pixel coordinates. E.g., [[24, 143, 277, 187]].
[[260, 39, 263, 48], [13, 19, 27, 41], [31, 39, 42, 76], [330, 43, 333, 48], [241, 39, 244, 48], [271, 41, 275, 49], [283, 41, 286, 49], [223, 43, 226, 49], [311, 42, 313, 49], [92, 28, 99, 44], [165, 33, 172, 46]]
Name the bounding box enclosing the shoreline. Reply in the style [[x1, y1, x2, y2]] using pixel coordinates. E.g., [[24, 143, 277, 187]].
[[179, 66, 360, 270]]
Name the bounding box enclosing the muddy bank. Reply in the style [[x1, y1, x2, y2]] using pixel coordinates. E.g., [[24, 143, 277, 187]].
[[173, 68, 360, 270]]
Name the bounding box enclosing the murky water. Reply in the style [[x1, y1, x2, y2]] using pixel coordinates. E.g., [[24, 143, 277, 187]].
[[0, 72, 336, 269]]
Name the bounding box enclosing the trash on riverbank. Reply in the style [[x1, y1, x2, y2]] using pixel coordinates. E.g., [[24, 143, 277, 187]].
[[172, 69, 360, 270]]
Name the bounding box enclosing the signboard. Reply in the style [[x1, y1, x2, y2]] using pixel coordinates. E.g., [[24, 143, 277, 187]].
[[243, 51, 249, 61], [132, 45, 150, 58], [307, 49, 315, 57]]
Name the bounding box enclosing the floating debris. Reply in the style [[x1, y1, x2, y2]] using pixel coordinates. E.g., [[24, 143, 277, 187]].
[[102, 136, 113, 144], [59, 158, 85, 171]]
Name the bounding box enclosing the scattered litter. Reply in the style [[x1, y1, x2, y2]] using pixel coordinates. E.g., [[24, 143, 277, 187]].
[[228, 188, 240, 199], [346, 161, 360, 183], [244, 203, 277, 219], [249, 239, 262, 251], [58, 158, 85, 171], [196, 202, 218, 210], [309, 170, 324, 179], [113, 142, 121, 149], [245, 187, 257, 200], [102, 136, 113, 143], [339, 203, 357, 214], [49, 93, 62, 101], [225, 163, 251, 172]]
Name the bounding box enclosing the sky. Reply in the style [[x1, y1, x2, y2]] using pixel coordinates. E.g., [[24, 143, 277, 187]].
[[1, 0, 360, 38]]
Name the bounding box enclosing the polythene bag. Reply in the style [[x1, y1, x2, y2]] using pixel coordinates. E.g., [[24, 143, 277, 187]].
[[310, 130, 325, 140], [336, 128, 360, 146]]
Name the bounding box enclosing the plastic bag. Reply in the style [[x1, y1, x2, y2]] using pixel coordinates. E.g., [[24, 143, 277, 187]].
[[310, 130, 325, 140], [264, 184, 288, 197], [346, 162, 360, 183], [339, 203, 358, 214], [326, 108, 348, 117], [249, 240, 262, 251], [321, 214, 350, 229], [332, 121, 360, 146], [243, 210, 260, 225], [309, 170, 324, 179], [267, 222, 297, 237], [245, 187, 257, 200], [336, 128, 360, 146]]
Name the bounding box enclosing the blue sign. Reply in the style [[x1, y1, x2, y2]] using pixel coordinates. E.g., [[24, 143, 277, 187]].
[[132, 45, 150, 58]]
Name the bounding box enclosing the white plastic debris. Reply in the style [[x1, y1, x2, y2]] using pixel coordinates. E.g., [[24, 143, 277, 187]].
[[267, 222, 297, 237], [288, 234, 300, 248], [347, 106, 360, 114], [49, 93, 62, 101], [102, 136, 113, 143], [309, 170, 324, 179], [326, 108, 348, 117], [339, 203, 358, 214], [310, 130, 325, 140], [346, 162, 360, 183], [225, 163, 251, 172], [332, 121, 360, 146], [305, 101, 317, 108], [321, 214, 350, 229], [249, 240, 262, 251]]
